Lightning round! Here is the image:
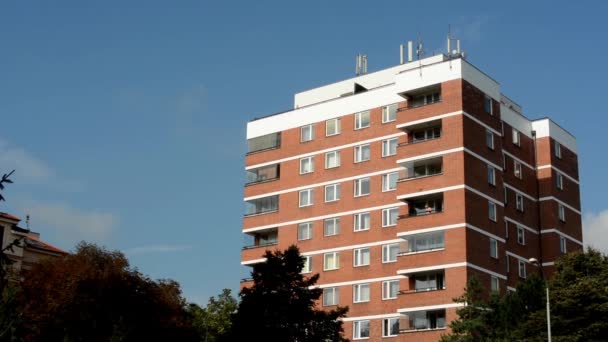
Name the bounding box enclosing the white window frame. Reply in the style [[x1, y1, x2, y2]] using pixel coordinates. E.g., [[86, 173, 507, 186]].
[[354, 111, 370, 130], [382, 172, 399, 192], [353, 320, 370, 340], [324, 252, 340, 271], [323, 287, 339, 306], [353, 283, 370, 303], [354, 144, 370, 163], [302, 255, 312, 273], [490, 238, 498, 259], [382, 138, 398, 157], [485, 95, 493, 115], [298, 222, 313, 241], [558, 204, 566, 222], [516, 193, 524, 212], [382, 243, 400, 263], [382, 280, 399, 300], [324, 217, 340, 236], [299, 156, 314, 174], [560, 236, 567, 253], [299, 188, 314, 207], [300, 124, 314, 142], [556, 172, 563, 190], [326, 118, 341, 136], [555, 142, 562, 159], [382, 317, 400, 337], [353, 247, 371, 267], [325, 150, 341, 169], [324, 183, 340, 202], [491, 276, 500, 292], [353, 212, 370, 232], [488, 201, 497, 222], [514, 160, 522, 179], [354, 177, 370, 197], [504, 187, 508, 205], [486, 129, 494, 150], [382, 207, 399, 227], [516, 226, 525, 245], [518, 260, 527, 279], [512, 129, 521, 146], [382, 103, 397, 123], [488, 165, 496, 186]]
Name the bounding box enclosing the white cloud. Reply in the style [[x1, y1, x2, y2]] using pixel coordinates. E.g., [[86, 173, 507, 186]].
[[583, 209, 608, 254], [124, 245, 192, 255], [452, 15, 490, 44], [21, 200, 116, 243]]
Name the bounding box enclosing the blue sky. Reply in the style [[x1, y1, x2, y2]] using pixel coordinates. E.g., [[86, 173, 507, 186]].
[[1, 0, 607, 303]]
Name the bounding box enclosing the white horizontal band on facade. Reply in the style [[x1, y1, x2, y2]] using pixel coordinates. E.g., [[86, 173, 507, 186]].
[[395, 110, 463, 129], [396, 147, 464, 164], [537, 165, 580, 184], [241, 258, 266, 266], [466, 224, 505, 243], [465, 185, 504, 207], [246, 132, 406, 170], [396, 184, 465, 200], [397, 262, 467, 275], [462, 112, 502, 137], [504, 216, 538, 235], [538, 196, 581, 215], [396, 223, 466, 237], [503, 183, 538, 202], [311, 275, 405, 290], [301, 239, 404, 257], [507, 286, 517, 292], [506, 251, 533, 263], [243, 167, 403, 201], [466, 263, 508, 280], [464, 147, 504, 171], [540, 229, 583, 245], [341, 313, 402, 322], [502, 150, 535, 171], [397, 302, 464, 313], [243, 202, 406, 233], [542, 262, 555, 267]]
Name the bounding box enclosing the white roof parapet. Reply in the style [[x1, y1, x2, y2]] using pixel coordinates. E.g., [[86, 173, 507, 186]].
[[531, 118, 577, 153]]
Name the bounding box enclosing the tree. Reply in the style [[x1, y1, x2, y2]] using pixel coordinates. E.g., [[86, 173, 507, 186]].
[[188, 288, 238, 342], [18, 242, 198, 341], [227, 245, 349, 342]]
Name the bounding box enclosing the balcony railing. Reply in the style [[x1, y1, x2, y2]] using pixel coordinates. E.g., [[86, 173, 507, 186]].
[[399, 286, 445, 295], [398, 171, 443, 182], [398, 135, 441, 147], [396, 100, 442, 112], [398, 208, 443, 219], [242, 241, 278, 250]]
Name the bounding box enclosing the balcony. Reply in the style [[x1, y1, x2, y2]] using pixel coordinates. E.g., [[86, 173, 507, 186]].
[[398, 157, 443, 182], [246, 164, 280, 186], [398, 194, 444, 219], [399, 309, 446, 333], [398, 119, 442, 147], [242, 228, 278, 250], [398, 84, 442, 112], [398, 231, 445, 256], [399, 270, 446, 294], [247, 132, 281, 155], [244, 195, 279, 216]]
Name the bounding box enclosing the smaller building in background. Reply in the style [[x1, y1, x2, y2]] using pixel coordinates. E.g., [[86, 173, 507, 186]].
[[1, 212, 67, 272]]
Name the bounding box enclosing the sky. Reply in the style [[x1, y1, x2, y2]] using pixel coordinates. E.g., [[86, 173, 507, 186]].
[[1, 0, 607, 304]]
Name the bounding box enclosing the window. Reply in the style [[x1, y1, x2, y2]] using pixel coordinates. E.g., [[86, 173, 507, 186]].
[[485, 95, 493, 115], [245, 195, 279, 215], [354, 111, 370, 130], [246, 164, 280, 184], [382, 104, 398, 123], [490, 238, 498, 259], [488, 165, 496, 186], [354, 177, 370, 197], [502, 154, 507, 170], [247, 132, 281, 153], [556, 172, 564, 190], [491, 276, 500, 292], [516, 193, 524, 212], [555, 142, 562, 159], [353, 320, 370, 339], [504, 187, 508, 205], [323, 287, 339, 306], [560, 236, 567, 253], [324, 217, 340, 236], [326, 118, 341, 136], [383, 317, 400, 337], [382, 207, 399, 227], [506, 255, 510, 273], [512, 129, 521, 146], [325, 183, 340, 202], [382, 172, 398, 192], [518, 260, 527, 279], [301, 124, 314, 142], [489, 201, 497, 222], [505, 221, 509, 239], [558, 204, 566, 222], [298, 222, 313, 241], [414, 272, 444, 291], [353, 283, 370, 303], [382, 280, 399, 300], [404, 231, 445, 253], [353, 248, 370, 267], [411, 92, 441, 107], [412, 126, 441, 143], [354, 212, 370, 231], [325, 150, 341, 169], [299, 189, 314, 207], [382, 138, 398, 157], [486, 129, 494, 149], [354, 144, 371, 162], [302, 255, 312, 273], [382, 243, 400, 263], [517, 226, 525, 245], [324, 252, 339, 270], [514, 161, 522, 179], [299, 156, 314, 174]]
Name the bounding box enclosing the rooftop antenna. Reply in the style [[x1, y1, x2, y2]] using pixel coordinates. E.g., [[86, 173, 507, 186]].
[[356, 54, 368, 76], [417, 33, 424, 76], [26, 214, 30, 229], [446, 25, 463, 58]]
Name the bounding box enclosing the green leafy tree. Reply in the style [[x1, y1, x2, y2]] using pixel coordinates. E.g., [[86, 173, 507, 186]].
[[227, 245, 349, 342], [188, 288, 238, 342], [440, 276, 491, 342]]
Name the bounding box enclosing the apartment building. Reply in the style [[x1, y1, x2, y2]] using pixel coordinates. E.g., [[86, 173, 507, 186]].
[[241, 51, 582, 341]]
